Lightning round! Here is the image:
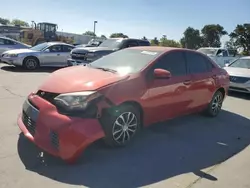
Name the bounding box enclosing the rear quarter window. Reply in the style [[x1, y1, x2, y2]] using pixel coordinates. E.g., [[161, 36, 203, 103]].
[[138, 40, 150, 46]]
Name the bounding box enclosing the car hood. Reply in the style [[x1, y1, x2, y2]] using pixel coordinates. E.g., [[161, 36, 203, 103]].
[[72, 46, 114, 53], [224, 67, 250, 77], [4, 48, 36, 54], [39, 66, 130, 93]]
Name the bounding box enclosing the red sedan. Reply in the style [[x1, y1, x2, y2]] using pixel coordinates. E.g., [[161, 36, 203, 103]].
[[17, 47, 229, 163]]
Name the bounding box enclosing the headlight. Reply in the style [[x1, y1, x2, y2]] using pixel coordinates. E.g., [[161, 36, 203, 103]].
[[87, 52, 95, 57], [54, 91, 102, 113], [9, 54, 18, 57]]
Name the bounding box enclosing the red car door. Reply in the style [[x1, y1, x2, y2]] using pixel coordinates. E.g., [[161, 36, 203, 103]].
[[144, 50, 193, 125], [185, 51, 216, 111]]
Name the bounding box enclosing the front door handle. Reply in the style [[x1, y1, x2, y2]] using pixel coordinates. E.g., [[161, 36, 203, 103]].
[[211, 74, 217, 79], [57, 54, 60, 56], [183, 80, 192, 85]]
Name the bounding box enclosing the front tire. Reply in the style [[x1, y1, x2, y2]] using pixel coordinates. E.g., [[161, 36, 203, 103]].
[[23, 57, 39, 70], [102, 104, 141, 147], [205, 90, 224, 117]]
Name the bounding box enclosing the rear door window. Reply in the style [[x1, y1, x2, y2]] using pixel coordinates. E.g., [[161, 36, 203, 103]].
[[48, 45, 63, 52], [62, 45, 74, 52], [4, 39, 16, 45], [185, 51, 213, 74]]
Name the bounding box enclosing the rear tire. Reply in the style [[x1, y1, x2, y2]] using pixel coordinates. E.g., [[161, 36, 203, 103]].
[[23, 57, 39, 70], [205, 90, 224, 117], [101, 104, 141, 147]]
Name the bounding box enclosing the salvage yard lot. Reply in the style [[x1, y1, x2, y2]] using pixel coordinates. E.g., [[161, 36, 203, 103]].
[[0, 64, 250, 188]]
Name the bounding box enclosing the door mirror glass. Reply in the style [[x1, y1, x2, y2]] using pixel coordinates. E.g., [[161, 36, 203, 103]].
[[154, 68, 171, 79]]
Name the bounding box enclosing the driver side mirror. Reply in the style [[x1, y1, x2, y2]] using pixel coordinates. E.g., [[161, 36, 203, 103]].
[[225, 63, 229, 67], [154, 69, 171, 79], [44, 49, 50, 53]]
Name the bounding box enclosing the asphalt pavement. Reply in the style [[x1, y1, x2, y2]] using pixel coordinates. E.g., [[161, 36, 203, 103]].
[[0, 64, 250, 188]]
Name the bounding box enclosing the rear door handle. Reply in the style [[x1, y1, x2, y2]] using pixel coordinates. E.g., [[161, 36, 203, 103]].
[[183, 80, 192, 85]]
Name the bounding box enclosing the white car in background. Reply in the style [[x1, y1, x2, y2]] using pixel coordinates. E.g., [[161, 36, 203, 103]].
[[0, 36, 30, 55], [1, 42, 75, 70], [197, 47, 240, 67], [224, 56, 250, 93]]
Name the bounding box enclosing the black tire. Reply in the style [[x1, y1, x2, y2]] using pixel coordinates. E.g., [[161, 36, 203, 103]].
[[101, 104, 141, 147], [205, 90, 224, 117], [23, 57, 39, 70]]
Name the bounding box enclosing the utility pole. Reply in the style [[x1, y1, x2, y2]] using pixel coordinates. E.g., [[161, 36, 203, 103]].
[[93, 21, 98, 39]]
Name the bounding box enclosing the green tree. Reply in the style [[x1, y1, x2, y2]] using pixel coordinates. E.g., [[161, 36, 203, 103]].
[[229, 23, 250, 54], [83, 31, 96, 37], [11, 19, 29, 27], [160, 35, 181, 47], [0, 17, 10, 25], [150, 37, 159, 46], [110, 33, 128, 38], [201, 24, 227, 47], [180, 27, 203, 49], [100, 35, 107, 39]]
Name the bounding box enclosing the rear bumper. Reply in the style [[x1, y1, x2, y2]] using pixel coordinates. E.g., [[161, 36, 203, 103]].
[[17, 95, 105, 163]]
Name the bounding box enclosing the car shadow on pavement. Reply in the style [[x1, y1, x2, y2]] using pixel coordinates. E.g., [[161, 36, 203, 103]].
[[17, 110, 250, 188], [0, 65, 60, 73], [228, 91, 250, 100]]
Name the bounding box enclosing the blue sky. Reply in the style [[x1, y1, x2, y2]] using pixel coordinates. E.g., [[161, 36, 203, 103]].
[[1, 0, 249, 44]]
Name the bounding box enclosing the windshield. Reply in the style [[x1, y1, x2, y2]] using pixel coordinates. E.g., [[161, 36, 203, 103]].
[[98, 38, 123, 48], [30, 43, 49, 51], [197, 48, 217, 55], [229, 59, 250, 69], [89, 48, 161, 74]]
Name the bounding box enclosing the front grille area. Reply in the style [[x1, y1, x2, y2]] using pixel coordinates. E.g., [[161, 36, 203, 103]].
[[71, 52, 87, 60], [36, 90, 59, 104], [22, 111, 36, 136], [229, 76, 250, 83], [50, 130, 59, 150]]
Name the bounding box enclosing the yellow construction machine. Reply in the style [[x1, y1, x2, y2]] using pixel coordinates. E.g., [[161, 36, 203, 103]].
[[20, 22, 74, 46]]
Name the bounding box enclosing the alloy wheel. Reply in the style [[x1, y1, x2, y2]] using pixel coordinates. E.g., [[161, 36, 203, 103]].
[[112, 112, 138, 144], [26, 59, 37, 69], [211, 93, 223, 115]]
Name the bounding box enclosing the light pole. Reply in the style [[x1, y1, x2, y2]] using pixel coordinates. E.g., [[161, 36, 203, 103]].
[[93, 21, 98, 39]]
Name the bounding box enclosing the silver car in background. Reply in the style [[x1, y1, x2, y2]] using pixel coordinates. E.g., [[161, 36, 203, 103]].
[[0, 36, 30, 55], [224, 56, 250, 93], [0, 42, 74, 70]]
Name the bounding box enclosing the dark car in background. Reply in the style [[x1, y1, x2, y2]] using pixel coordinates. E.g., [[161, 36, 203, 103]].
[[67, 38, 150, 66]]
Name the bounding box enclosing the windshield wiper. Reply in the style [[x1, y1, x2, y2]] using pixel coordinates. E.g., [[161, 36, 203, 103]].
[[93, 66, 117, 73]]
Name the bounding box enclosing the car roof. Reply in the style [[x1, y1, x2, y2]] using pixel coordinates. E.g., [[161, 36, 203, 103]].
[[107, 38, 149, 42], [239, 56, 250, 59], [199, 47, 221, 50], [130, 46, 195, 52], [47, 42, 73, 46]]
